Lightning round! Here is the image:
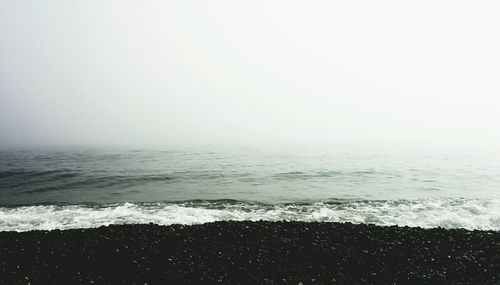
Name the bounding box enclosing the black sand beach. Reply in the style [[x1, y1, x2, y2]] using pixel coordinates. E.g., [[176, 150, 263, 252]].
[[1, 221, 499, 284]]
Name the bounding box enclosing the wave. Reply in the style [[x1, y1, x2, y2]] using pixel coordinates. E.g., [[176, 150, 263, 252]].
[[1, 197, 499, 232], [0, 169, 78, 179], [2, 168, 386, 195], [271, 170, 378, 180], [23, 174, 178, 194], [1, 169, 180, 194], [1, 168, 381, 181]]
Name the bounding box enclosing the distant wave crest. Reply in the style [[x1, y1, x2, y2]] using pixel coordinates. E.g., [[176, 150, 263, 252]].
[[1, 167, 384, 194]]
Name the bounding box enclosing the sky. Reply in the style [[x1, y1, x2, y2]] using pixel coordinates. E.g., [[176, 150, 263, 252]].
[[1, 0, 500, 149]]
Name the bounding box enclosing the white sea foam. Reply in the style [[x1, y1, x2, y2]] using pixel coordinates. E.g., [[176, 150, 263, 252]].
[[1, 198, 499, 232]]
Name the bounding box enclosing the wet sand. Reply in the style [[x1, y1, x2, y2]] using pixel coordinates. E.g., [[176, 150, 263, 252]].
[[1, 221, 499, 284]]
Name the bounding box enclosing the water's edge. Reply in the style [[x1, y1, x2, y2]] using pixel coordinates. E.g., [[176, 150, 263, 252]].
[[1, 197, 499, 232]]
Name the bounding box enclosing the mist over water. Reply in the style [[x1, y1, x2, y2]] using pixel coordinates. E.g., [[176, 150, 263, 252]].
[[1, 1, 500, 149]]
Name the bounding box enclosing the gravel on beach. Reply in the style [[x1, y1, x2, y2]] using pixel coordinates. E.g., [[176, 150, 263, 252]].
[[1, 221, 499, 284]]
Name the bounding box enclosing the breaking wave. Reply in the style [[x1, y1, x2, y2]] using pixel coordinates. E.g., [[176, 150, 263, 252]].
[[1, 197, 499, 232]]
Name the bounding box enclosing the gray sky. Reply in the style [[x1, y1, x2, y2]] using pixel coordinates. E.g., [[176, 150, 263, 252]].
[[1, 0, 500, 149]]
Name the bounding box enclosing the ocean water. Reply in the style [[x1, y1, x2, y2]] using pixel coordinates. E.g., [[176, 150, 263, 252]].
[[1, 146, 500, 232]]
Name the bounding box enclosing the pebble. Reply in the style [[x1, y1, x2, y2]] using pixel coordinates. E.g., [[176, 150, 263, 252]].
[[0, 221, 499, 284]]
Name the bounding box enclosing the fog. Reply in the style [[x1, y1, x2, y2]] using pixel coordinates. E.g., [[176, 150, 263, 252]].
[[1, 0, 500, 150]]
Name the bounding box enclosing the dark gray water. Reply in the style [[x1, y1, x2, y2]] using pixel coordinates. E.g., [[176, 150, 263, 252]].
[[1, 146, 500, 231]]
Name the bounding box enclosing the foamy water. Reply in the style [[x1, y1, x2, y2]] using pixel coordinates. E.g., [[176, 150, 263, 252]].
[[1, 198, 499, 232]]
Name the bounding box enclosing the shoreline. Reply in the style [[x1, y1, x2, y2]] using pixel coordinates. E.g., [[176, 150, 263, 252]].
[[1, 221, 499, 284]]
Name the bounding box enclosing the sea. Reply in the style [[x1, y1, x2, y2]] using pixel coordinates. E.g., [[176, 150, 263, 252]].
[[1, 145, 500, 232]]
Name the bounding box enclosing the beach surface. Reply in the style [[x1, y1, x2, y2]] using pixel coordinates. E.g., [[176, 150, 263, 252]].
[[1, 221, 499, 284]]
